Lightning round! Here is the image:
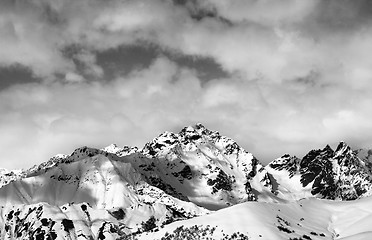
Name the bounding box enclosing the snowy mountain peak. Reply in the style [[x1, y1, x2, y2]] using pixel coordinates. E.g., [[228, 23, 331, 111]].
[[141, 131, 179, 157], [135, 123, 277, 208], [269, 154, 300, 178], [179, 123, 219, 139], [334, 141, 353, 157], [183, 123, 208, 133], [323, 144, 333, 151], [267, 141, 372, 201], [102, 143, 121, 152], [142, 124, 221, 158], [2, 124, 372, 239], [101, 143, 138, 156]]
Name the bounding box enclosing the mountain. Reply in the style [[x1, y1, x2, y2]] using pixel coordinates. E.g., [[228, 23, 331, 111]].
[[0, 124, 274, 239], [0, 145, 209, 239], [267, 142, 372, 201], [1, 123, 372, 239], [135, 123, 275, 208]]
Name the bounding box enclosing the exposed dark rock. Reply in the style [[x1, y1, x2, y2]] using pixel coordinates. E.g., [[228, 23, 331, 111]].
[[110, 208, 125, 220], [207, 170, 233, 194], [61, 219, 74, 232]]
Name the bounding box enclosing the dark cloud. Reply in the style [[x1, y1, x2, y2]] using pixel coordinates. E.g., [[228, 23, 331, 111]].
[[95, 44, 228, 82], [313, 0, 372, 31], [96, 44, 158, 80], [0, 65, 40, 90], [292, 71, 320, 87]]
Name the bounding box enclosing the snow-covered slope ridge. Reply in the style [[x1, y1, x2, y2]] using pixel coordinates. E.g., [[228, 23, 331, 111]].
[[267, 141, 372, 200], [0, 143, 208, 239], [140, 195, 372, 240]]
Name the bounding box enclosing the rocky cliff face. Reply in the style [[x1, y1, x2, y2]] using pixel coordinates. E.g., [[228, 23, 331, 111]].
[[268, 142, 372, 200]]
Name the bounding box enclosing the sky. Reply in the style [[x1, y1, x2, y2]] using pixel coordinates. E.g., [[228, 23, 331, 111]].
[[1, 0, 372, 169]]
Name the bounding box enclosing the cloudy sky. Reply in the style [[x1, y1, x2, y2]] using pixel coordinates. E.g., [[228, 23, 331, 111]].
[[1, 0, 372, 169]]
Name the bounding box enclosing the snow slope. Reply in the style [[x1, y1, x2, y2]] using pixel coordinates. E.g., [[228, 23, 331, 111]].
[[1, 123, 372, 239], [141, 196, 372, 240], [0, 145, 209, 239]]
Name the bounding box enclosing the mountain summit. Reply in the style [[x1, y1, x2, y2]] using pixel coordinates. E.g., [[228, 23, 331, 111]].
[[267, 141, 372, 200], [1, 124, 372, 239]]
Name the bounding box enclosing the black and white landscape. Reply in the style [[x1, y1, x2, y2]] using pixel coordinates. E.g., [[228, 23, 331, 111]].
[[1, 124, 372, 239], [2, 1, 372, 239]]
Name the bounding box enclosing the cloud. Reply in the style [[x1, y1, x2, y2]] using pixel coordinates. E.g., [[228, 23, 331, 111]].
[[2, 0, 372, 84], [0, 0, 74, 78], [0, 57, 199, 169], [1, 0, 372, 169], [0, 55, 371, 169], [196, 0, 318, 25]]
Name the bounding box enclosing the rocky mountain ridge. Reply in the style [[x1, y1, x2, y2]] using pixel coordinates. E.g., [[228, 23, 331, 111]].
[[1, 123, 372, 239], [267, 141, 372, 201]]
